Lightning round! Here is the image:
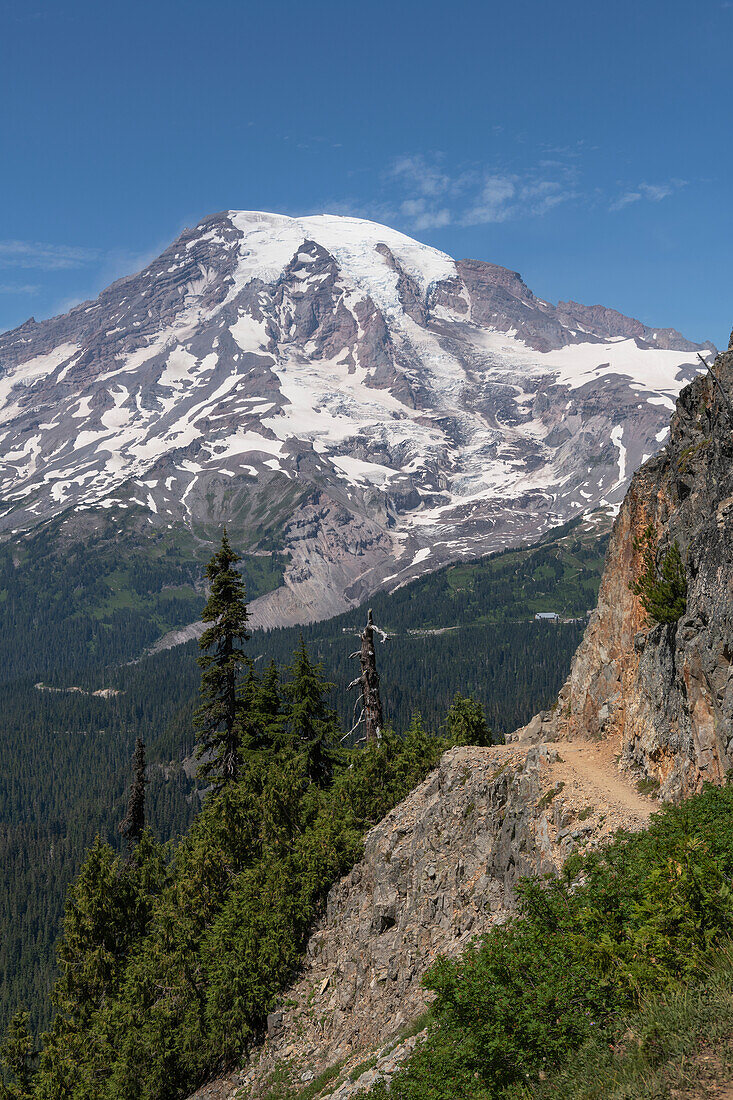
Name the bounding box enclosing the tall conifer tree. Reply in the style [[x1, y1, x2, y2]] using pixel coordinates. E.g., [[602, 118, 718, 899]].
[[283, 637, 341, 786], [195, 531, 250, 785], [252, 659, 283, 753], [119, 737, 146, 849], [0, 1011, 34, 1099]]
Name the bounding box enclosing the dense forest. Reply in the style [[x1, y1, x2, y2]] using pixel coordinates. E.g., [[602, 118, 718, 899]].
[[0, 533, 494, 1098], [0, 520, 606, 1040]]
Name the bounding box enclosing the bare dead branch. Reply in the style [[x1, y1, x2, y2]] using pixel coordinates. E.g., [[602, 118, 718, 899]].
[[697, 352, 732, 413], [347, 608, 384, 745]]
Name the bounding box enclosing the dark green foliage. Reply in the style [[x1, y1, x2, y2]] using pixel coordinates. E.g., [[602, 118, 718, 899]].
[[31, 832, 166, 1099], [361, 784, 733, 1100], [281, 638, 342, 785], [629, 526, 687, 625], [246, 660, 283, 753], [195, 532, 251, 785], [0, 1012, 34, 1099], [332, 717, 447, 828], [262, 619, 585, 739], [0, 526, 602, 1036], [515, 945, 733, 1099], [51, 834, 165, 1023], [0, 650, 203, 1038], [119, 738, 146, 850], [443, 693, 495, 746], [369, 946, 733, 1100]]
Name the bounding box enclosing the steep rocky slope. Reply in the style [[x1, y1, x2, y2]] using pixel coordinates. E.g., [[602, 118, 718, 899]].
[[0, 211, 714, 625], [190, 742, 653, 1100], [544, 336, 733, 798]]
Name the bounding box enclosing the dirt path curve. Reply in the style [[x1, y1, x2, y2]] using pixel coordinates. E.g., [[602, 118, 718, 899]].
[[560, 743, 654, 818], [543, 740, 656, 838]]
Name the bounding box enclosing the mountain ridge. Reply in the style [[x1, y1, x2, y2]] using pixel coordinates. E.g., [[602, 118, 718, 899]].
[[0, 210, 715, 625]]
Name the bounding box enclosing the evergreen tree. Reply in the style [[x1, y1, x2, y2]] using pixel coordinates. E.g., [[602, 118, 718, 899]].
[[51, 838, 133, 1024], [283, 637, 341, 786], [444, 693, 495, 746], [194, 531, 251, 786], [119, 737, 146, 850], [0, 1012, 34, 1100], [237, 661, 282, 757], [253, 660, 283, 753], [630, 527, 688, 625]]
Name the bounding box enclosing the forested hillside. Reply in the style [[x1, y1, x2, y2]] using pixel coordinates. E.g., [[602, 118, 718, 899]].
[[0, 521, 605, 1037], [0, 535, 485, 1098], [0, 510, 285, 682]]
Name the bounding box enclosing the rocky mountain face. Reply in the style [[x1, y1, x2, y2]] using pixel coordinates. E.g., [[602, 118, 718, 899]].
[[192, 742, 652, 1100], [543, 338, 733, 799], [0, 211, 714, 626]]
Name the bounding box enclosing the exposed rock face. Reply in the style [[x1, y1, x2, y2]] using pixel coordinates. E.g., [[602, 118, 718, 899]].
[[547, 344, 733, 799], [220, 744, 559, 1098], [215, 742, 651, 1100], [0, 211, 714, 626]]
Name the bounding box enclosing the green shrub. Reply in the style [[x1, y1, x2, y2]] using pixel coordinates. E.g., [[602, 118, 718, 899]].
[[361, 784, 733, 1100], [629, 527, 687, 625], [443, 694, 495, 747], [514, 944, 733, 1099]]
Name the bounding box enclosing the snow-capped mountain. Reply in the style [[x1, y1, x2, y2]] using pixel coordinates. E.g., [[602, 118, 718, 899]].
[[0, 211, 715, 625]]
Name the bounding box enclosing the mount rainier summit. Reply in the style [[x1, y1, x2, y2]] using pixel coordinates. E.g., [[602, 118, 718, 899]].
[[0, 210, 715, 626]]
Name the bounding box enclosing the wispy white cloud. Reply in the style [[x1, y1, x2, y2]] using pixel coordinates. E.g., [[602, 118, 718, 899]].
[[0, 240, 100, 270], [399, 198, 453, 230], [389, 155, 456, 199], [609, 179, 687, 212], [381, 153, 580, 230], [374, 153, 689, 231], [461, 175, 576, 225], [0, 282, 41, 294], [461, 176, 517, 224]]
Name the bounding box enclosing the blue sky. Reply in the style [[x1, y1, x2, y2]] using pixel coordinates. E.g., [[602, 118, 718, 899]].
[[1, 0, 731, 346]]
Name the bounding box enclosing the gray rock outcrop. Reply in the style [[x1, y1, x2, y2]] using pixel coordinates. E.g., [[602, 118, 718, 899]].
[[217, 740, 651, 1100]]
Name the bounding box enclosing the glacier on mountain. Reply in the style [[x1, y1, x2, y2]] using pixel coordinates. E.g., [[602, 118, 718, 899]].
[[0, 210, 715, 623]]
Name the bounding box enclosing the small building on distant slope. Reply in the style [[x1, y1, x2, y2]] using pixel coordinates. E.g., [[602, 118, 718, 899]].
[[535, 611, 560, 621]]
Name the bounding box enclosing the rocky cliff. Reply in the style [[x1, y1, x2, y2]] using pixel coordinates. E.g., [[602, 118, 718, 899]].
[[544, 338, 733, 799], [190, 741, 652, 1100]]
